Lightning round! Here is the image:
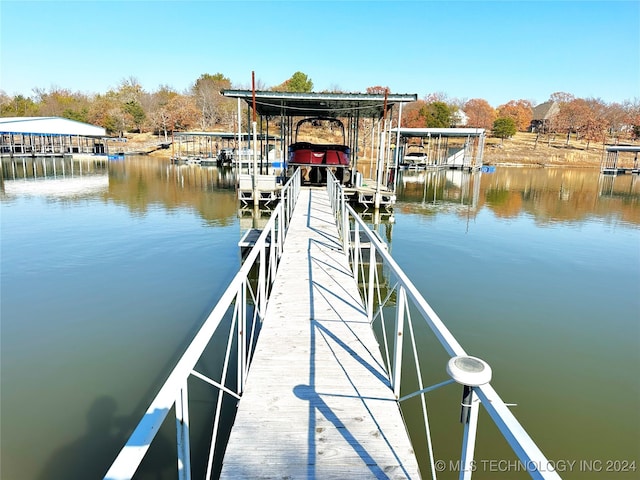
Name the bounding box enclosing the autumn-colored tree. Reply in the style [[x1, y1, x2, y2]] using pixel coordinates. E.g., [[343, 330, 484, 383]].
[[146, 86, 179, 140], [85, 79, 148, 135], [87, 92, 120, 134], [401, 101, 427, 127], [556, 98, 592, 144], [33, 87, 91, 119], [497, 99, 533, 131], [464, 98, 496, 129], [167, 95, 199, 132], [493, 117, 517, 143], [581, 98, 608, 149], [3, 74, 638, 148]]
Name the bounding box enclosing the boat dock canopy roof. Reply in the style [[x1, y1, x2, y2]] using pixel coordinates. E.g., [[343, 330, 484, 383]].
[[606, 145, 640, 152], [0, 117, 106, 137], [391, 127, 486, 137], [222, 90, 418, 118]]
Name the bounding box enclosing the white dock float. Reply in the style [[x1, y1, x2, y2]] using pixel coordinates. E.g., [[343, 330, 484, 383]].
[[220, 187, 420, 479]]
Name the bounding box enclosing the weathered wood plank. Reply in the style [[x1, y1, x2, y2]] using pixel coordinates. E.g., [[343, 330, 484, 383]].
[[220, 188, 421, 479]]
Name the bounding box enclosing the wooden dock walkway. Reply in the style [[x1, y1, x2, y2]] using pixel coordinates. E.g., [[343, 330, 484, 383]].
[[220, 187, 421, 479]]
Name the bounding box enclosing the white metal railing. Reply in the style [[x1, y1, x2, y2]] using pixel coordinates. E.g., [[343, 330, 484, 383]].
[[327, 171, 560, 480], [104, 169, 301, 480]]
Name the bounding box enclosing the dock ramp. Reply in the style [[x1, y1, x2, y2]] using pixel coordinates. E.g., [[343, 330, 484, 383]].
[[220, 187, 420, 477]]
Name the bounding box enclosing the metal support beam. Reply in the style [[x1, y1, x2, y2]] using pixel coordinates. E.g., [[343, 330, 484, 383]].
[[459, 386, 479, 480]]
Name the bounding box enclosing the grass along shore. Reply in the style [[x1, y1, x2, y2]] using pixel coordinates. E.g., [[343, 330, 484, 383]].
[[483, 132, 621, 167]]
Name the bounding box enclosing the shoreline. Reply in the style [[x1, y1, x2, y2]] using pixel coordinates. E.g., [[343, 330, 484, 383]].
[[130, 131, 638, 169], [488, 163, 598, 168]]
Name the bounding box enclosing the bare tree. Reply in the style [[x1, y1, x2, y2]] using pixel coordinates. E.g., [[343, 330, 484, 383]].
[[550, 91, 575, 104], [191, 73, 232, 130], [604, 102, 628, 143]]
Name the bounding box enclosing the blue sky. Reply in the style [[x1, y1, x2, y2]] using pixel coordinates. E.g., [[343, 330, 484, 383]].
[[1, 1, 638, 107]]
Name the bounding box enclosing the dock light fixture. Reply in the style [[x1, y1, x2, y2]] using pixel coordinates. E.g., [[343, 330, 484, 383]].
[[447, 356, 492, 480], [446, 355, 492, 387]]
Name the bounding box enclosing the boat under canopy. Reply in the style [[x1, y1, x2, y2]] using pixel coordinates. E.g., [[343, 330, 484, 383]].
[[222, 90, 417, 186]]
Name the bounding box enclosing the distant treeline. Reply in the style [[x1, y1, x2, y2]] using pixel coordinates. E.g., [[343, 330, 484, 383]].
[[1, 72, 638, 144]]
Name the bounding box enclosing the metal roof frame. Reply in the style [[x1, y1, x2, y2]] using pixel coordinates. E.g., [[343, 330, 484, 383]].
[[391, 127, 486, 138], [606, 145, 640, 152], [222, 90, 418, 119], [173, 131, 280, 141], [0, 116, 106, 137]]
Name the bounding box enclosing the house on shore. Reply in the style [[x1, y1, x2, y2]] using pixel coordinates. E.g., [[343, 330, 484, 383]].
[[530, 101, 560, 133]]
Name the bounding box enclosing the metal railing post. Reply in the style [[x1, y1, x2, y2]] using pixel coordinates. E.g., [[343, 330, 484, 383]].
[[353, 221, 360, 279], [238, 280, 246, 394], [281, 185, 287, 231], [393, 286, 406, 399], [279, 200, 285, 259], [259, 244, 266, 319], [342, 195, 349, 254], [176, 381, 191, 480], [367, 244, 376, 323], [270, 211, 278, 286]]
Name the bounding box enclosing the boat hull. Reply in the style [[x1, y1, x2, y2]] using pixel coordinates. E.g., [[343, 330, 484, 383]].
[[288, 142, 351, 185]]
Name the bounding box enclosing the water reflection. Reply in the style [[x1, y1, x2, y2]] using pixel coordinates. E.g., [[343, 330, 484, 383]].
[[598, 172, 639, 198], [3, 174, 109, 199], [1, 156, 241, 226], [397, 169, 482, 211], [1, 155, 108, 181], [1, 156, 243, 480], [1, 156, 109, 200], [106, 158, 239, 224], [396, 167, 640, 226]]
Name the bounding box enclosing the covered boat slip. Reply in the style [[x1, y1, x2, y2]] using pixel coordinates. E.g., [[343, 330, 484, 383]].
[[600, 145, 640, 174], [0, 116, 109, 157], [391, 127, 486, 171], [170, 131, 282, 167], [220, 187, 421, 478], [223, 90, 418, 208]]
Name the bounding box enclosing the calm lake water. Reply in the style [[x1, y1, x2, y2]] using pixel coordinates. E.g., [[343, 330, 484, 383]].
[[1, 157, 638, 479]]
